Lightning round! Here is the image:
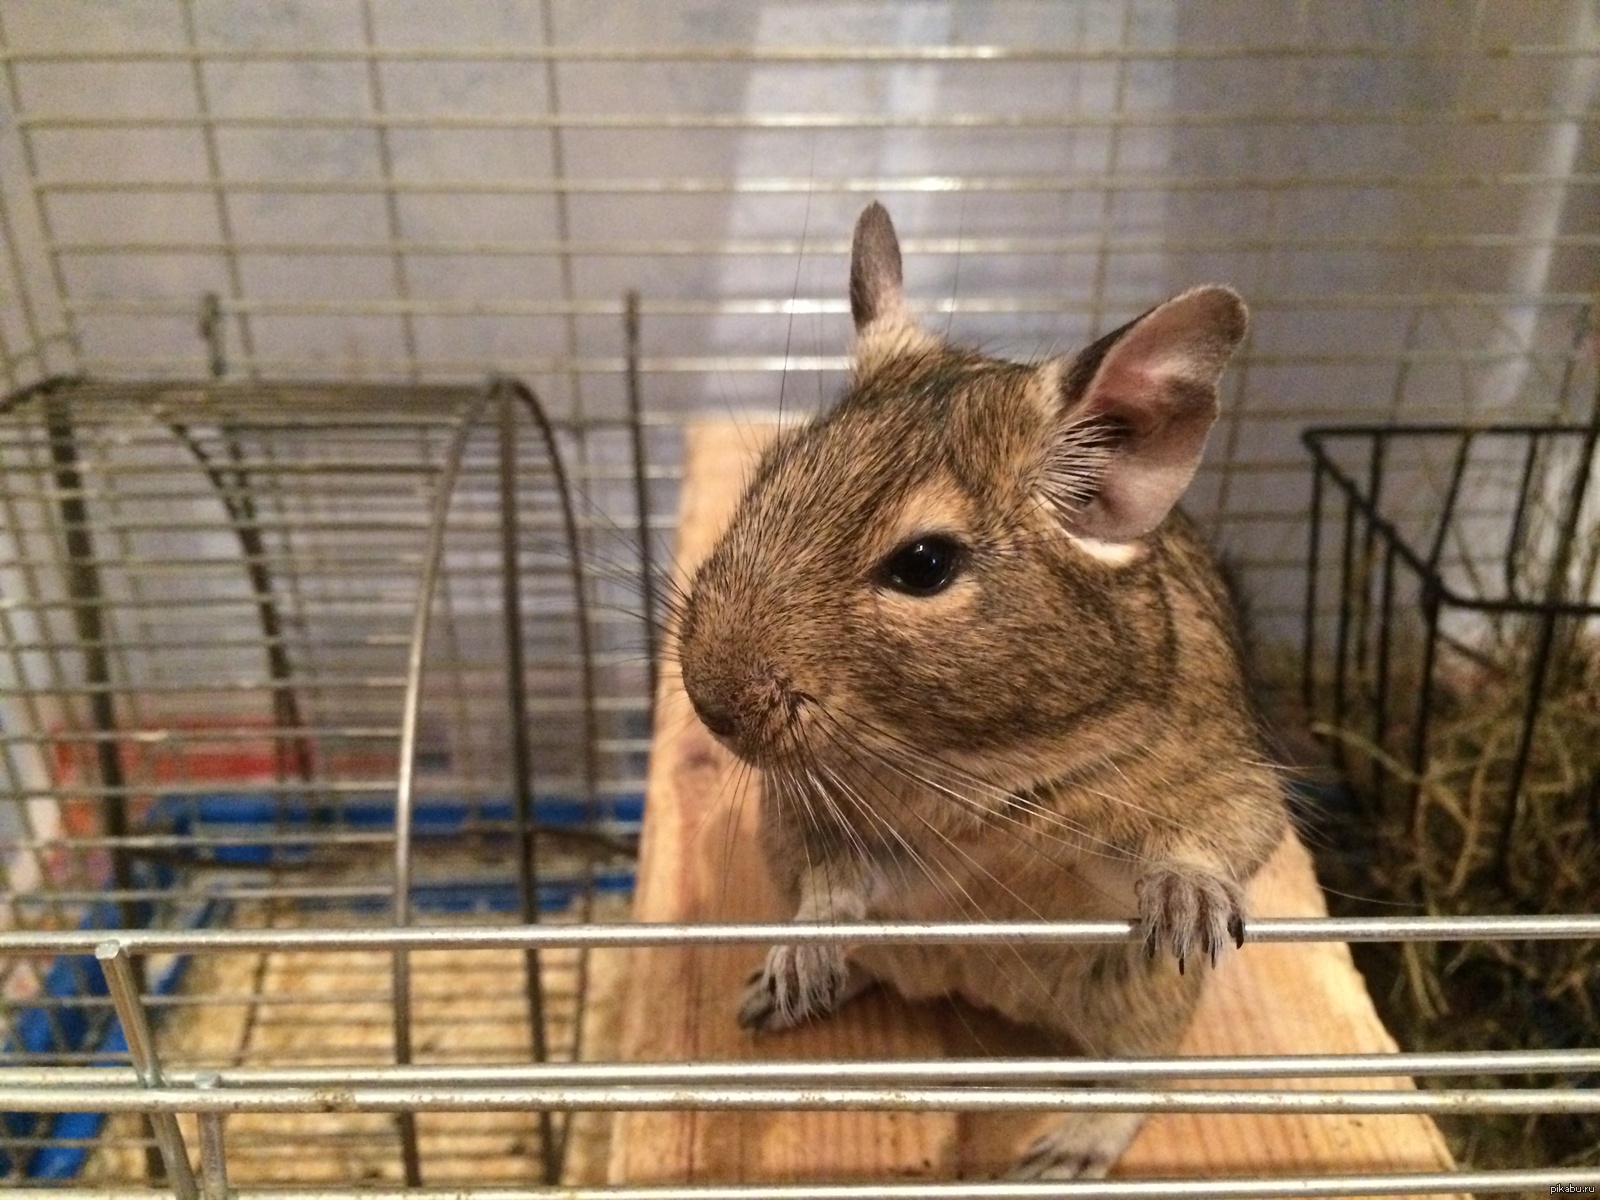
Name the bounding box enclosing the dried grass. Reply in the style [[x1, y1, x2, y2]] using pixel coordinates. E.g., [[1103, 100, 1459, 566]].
[[79, 887, 632, 1188], [1312, 623, 1600, 1176]]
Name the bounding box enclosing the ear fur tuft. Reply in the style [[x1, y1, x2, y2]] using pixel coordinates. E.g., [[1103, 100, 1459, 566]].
[[1043, 286, 1248, 542]]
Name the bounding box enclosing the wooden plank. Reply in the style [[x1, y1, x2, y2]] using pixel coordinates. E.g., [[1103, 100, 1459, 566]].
[[611, 418, 1459, 1194]]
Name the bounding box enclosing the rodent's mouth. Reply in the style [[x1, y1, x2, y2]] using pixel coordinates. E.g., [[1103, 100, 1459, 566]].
[[705, 722, 806, 771], [683, 669, 816, 768]]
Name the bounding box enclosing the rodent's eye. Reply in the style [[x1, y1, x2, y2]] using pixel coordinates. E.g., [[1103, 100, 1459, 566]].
[[877, 534, 965, 596]]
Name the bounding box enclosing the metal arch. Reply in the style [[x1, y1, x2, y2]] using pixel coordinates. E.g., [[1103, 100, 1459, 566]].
[[388, 388, 494, 1186]]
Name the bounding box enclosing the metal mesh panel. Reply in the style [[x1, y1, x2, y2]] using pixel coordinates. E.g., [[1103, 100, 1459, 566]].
[[0, 381, 623, 1185], [0, 1, 1594, 637], [0, 1, 1597, 1195]]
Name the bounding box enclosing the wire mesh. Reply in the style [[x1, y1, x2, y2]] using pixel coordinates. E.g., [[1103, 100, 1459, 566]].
[[0, 379, 629, 1186], [0, 1, 1596, 1196], [0, 0, 1596, 641]]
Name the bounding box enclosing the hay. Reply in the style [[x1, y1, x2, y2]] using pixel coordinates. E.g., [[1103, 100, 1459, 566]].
[[78, 887, 633, 1188], [1311, 622, 1600, 1177]]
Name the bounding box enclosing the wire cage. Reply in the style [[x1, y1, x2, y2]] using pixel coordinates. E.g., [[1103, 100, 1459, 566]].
[[0, 1, 1599, 1197], [1303, 419, 1600, 879], [1302, 415, 1600, 1172], [0, 376, 637, 1185]]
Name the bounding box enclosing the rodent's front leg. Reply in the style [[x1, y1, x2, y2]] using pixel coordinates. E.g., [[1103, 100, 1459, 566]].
[[1134, 857, 1247, 974], [737, 861, 871, 1034]]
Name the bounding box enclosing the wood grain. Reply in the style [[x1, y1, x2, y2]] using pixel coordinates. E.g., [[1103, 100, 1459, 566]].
[[610, 418, 1459, 1194]]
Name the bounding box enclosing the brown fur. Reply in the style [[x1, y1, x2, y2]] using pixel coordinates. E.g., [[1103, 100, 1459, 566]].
[[677, 204, 1288, 1181]]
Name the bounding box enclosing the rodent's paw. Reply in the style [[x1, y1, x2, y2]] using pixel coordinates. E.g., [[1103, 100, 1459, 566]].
[[736, 943, 851, 1034], [1135, 867, 1247, 973], [1008, 1113, 1139, 1180]]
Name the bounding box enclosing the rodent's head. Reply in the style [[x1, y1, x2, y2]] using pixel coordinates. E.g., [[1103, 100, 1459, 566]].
[[679, 202, 1247, 784]]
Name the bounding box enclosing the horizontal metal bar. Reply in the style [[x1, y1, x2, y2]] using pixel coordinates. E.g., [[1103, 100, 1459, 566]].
[[0, 666, 627, 699], [0, 412, 474, 430], [0, 467, 448, 488], [51, 348, 1591, 377], [3, 829, 639, 864], [0, 387, 663, 435], [38, 170, 1600, 196], [49, 350, 1592, 383], [61, 291, 1600, 317], [0, 704, 640, 744], [4, 979, 584, 1016], [0, 723, 406, 744], [0, 462, 683, 485], [6, 1048, 1597, 1089], [0, 678, 413, 697], [3, 1082, 1597, 1116], [13, 1168, 1600, 1200], [6, 861, 623, 890], [67, 349, 1585, 380], [0, 627, 637, 659], [1, 914, 1596, 956], [0, 551, 581, 576], [10, 883, 405, 905], [0, 524, 599, 550], [22, 107, 1600, 132], [2, 40, 1594, 63], [0, 498, 641, 542], [50, 231, 1600, 259], [7, 830, 394, 852], [1303, 420, 1600, 439]]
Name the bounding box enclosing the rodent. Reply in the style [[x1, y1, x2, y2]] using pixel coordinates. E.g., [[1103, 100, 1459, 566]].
[[676, 201, 1289, 1180]]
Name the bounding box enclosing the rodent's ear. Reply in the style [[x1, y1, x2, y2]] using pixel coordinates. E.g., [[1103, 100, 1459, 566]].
[[849, 201, 939, 378], [850, 202, 904, 330], [1044, 285, 1248, 542]]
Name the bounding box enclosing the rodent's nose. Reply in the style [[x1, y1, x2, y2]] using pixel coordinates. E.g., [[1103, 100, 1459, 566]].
[[687, 688, 739, 739]]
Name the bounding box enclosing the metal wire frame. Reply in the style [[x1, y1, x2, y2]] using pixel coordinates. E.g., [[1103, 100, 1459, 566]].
[[4, 355, 1599, 1194], [4, 11, 1595, 403], [0, 377, 610, 1187], [3, 0, 1592, 645], [14, 1177, 1600, 1200], [1, 3, 1598, 1194], [0, 382, 630, 797], [12, 1179, 1600, 1200], [6, 913, 1600, 955], [4, 38, 1599, 63], [1302, 420, 1600, 872], [11, 1077, 1600, 1119], [2, 916, 1600, 1196], [17, 111, 1600, 134]]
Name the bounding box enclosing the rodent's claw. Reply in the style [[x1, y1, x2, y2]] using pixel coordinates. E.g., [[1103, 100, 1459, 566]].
[[1135, 867, 1247, 971], [1008, 1113, 1137, 1181], [736, 943, 853, 1034]]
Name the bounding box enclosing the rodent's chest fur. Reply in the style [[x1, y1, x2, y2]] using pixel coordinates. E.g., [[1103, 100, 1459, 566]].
[[860, 802, 1139, 920]]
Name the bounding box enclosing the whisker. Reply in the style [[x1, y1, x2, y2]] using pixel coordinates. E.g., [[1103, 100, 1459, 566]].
[[813, 749, 1070, 1028], [806, 709, 1097, 1034], [841, 708, 1147, 868]]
